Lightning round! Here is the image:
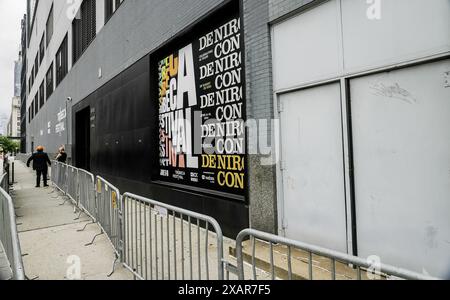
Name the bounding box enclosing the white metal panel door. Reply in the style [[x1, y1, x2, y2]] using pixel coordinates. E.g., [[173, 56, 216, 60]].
[[272, 0, 342, 91], [341, 0, 450, 73], [280, 83, 348, 253], [351, 59, 450, 278]]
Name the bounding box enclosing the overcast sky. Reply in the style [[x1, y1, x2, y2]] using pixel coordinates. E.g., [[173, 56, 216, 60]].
[[0, 0, 26, 123]]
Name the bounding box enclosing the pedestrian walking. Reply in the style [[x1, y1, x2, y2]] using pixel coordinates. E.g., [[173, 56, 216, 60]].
[[55, 146, 68, 164], [27, 146, 52, 188]]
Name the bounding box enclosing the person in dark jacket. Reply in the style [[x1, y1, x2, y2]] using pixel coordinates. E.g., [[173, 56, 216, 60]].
[[56, 147, 68, 163], [27, 146, 52, 188]]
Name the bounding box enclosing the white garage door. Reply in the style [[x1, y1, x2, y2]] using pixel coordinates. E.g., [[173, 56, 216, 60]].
[[350, 59, 450, 278], [279, 83, 348, 253]]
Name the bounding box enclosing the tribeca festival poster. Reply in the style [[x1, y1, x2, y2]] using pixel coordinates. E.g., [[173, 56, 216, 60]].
[[157, 15, 245, 197]]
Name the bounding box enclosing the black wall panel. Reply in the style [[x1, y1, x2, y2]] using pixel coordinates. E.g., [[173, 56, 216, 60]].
[[73, 1, 249, 238]]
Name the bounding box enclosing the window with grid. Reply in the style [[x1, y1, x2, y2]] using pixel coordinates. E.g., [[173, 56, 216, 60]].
[[72, 17, 82, 64], [46, 5, 53, 47], [39, 82, 45, 108], [73, 0, 97, 64], [46, 63, 53, 100], [56, 34, 68, 87]]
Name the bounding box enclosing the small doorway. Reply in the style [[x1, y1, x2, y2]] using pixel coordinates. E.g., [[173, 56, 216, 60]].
[[75, 107, 91, 171]]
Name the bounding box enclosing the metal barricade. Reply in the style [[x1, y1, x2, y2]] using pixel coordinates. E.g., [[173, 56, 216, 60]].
[[66, 166, 79, 205], [0, 174, 25, 280], [78, 169, 97, 221], [51, 161, 58, 185], [234, 229, 437, 281], [96, 177, 123, 259], [56, 163, 68, 195], [122, 193, 224, 280], [1, 171, 8, 192]]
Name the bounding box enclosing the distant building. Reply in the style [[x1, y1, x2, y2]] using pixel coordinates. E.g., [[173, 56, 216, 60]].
[[20, 14, 27, 152], [14, 57, 22, 97], [7, 57, 22, 138], [7, 97, 21, 138]]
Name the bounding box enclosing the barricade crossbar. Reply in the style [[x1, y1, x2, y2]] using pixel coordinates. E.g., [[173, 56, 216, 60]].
[[234, 229, 438, 281]]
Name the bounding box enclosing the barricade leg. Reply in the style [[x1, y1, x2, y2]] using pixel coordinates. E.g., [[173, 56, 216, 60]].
[[85, 229, 104, 247], [77, 221, 97, 232], [74, 210, 84, 221], [107, 253, 120, 278]]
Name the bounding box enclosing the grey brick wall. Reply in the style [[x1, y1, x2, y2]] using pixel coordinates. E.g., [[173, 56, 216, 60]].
[[269, 0, 316, 22]]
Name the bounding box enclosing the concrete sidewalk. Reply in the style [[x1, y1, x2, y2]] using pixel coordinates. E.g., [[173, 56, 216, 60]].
[[11, 161, 133, 280]]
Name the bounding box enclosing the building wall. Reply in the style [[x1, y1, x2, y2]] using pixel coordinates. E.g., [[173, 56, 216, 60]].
[[30, 0, 421, 238], [27, 0, 78, 153], [268, 0, 450, 277], [27, 0, 227, 153], [28, 0, 276, 237], [240, 0, 323, 234]]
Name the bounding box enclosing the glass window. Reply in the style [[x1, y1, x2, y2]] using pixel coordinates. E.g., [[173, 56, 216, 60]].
[[39, 82, 45, 108], [46, 63, 54, 100], [46, 5, 54, 46], [56, 35, 68, 87]]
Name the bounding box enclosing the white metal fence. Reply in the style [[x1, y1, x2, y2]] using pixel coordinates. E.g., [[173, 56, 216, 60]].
[[232, 229, 437, 281], [96, 177, 123, 260], [0, 173, 25, 280], [122, 193, 224, 280], [44, 160, 440, 281], [78, 169, 97, 222]]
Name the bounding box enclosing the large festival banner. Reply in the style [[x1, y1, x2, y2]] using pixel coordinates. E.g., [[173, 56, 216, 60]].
[[157, 14, 246, 197]]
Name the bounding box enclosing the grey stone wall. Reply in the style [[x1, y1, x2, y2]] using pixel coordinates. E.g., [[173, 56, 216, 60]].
[[269, 0, 316, 22]]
